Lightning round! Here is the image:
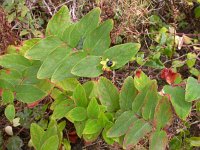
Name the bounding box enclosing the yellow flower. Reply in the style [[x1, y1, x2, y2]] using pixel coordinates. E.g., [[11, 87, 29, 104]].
[[100, 58, 116, 71]]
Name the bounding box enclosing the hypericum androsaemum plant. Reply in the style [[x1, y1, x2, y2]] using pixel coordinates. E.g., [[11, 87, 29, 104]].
[[0, 5, 139, 127], [22, 6, 140, 81], [31, 69, 199, 150]]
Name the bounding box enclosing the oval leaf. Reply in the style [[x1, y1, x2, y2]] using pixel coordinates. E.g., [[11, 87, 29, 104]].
[[185, 77, 200, 102], [103, 43, 140, 69], [66, 107, 87, 123], [107, 111, 137, 138], [37, 46, 72, 79], [25, 36, 65, 60], [150, 131, 168, 150], [123, 119, 152, 149], [98, 77, 119, 112], [46, 5, 71, 37], [164, 86, 192, 120], [154, 96, 173, 129], [83, 19, 113, 56], [119, 76, 137, 111], [5, 104, 15, 122], [71, 56, 102, 78], [15, 84, 46, 103]]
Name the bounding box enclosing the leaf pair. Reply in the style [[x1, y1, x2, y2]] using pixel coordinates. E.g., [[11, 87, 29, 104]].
[[24, 6, 140, 81], [0, 55, 53, 104], [30, 122, 59, 150]]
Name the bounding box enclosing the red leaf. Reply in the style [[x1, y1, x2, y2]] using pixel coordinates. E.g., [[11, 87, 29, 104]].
[[68, 131, 78, 143], [135, 69, 142, 78], [6, 69, 11, 74], [161, 68, 178, 84], [27, 101, 40, 108], [0, 89, 3, 96]]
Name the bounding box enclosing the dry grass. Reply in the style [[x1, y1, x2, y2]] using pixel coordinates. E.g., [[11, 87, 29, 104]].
[[96, 0, 154, 43], [0, 7, 18, 54]]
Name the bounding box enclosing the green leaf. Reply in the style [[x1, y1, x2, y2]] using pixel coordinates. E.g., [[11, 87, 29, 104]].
[[98, 111, 110, 127], [0, 79, 14, 90], [169, 136, 182, 150], [60, 24, 78, 48], [63, 139, 71, 150], [0, 54, 31, 71], [189, 137, 200, 147], [51, 51, 87, 82], [172, 60, 185, 68], [55, 78, 80, 92], [98, 77, 119, 112], [21, 61, 41, 84], [87, 97, 100, 119], [66, 107, 87, 123], [25, 36, 66, 60], [185, 77, 200, 102], [132, 81, 153, 114], [83, 81, 95, 99], [194, 6, 200, 18], [73, 84, 88, 107], [83, 131, 101, 142], [150, 131, 168, 150], [123, 119, 152, 149], [74, 121, 86, 137], [30, 123, 45, 150], [102, 122, 115, 145], [52, 100, 74, 120], [71, 56, 102, 77], [186, 53, 197, 68], [35, 80, 54, 94], [0, 69, 22, 86], [189, 67, 200, 77], [58, 121, 66, 132], [19, 38, 40, 55], [154, 96, 173, 129], [134, 70, 151, 91], [103, 43, 140, 69], [41, 121, 59, 145], [83, 19, 113, 56], [164, 86, 192, 120], [61, 8, 101, 47], [6, 136, 23, 150], [5, 104, 15, 122], [119, 77, 137, 111], [83, 119, 102, 134], [37, 46, 72, 79], [2, 89, 14, 104], [40, 135, 59, 150], [107, 111, 137, 138], [144, 59, 164, 69], [50, 94, 67, 110], [46, 5, 71, 37], [142, 80, 159, 120], [15, 84, 46, 103]]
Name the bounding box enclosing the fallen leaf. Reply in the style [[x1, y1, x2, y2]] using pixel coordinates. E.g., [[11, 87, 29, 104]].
[[68, 131, 78, 143], [161, 68, 178, 84]]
